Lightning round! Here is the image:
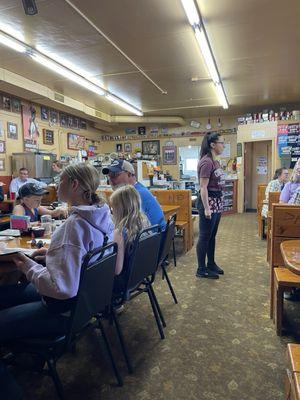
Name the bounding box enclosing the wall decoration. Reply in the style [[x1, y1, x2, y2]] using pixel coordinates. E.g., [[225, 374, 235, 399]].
[[67, 115, 73, 128], [11, 98, 21, 113], [7, 122, 18, 140], [142, 140, 160, 155], [162, 146, 177, 165], [2, 95, 11, 111], [41, 106, 49, 120], [116, 143, 123, 152], [124, 143, 132, 153], [43, 129, 54, 145], [125, 128, 136, 135], [60, 113, 67, 127], [73, 117, 79, 129], [50, 109, 58, 125], [0, 121, 4, 139], [22, 104, 39, 150], [67, 132, 85, 150], [0, 158, 5, 171], [138, 126, 146, 135], [0, 141, 5, 153]]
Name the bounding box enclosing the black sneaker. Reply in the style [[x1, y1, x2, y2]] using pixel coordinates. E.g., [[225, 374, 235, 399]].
[[196, 269, 219, 279], [207, 263, 224, 275]]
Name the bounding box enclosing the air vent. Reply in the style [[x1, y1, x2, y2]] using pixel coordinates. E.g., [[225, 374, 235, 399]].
[[54, 92, 64, 103], [95, 110, 102, 118]]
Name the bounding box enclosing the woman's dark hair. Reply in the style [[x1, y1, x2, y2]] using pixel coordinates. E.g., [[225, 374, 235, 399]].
[[273, 168, 285, 180], [200, 132, 221, 159]]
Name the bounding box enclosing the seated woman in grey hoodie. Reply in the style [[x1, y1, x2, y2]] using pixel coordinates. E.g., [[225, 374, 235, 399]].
[[0, 163, 114, 341]]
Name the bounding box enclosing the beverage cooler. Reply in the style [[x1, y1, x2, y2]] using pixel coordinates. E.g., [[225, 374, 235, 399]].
[[12, 152, 57, 184]]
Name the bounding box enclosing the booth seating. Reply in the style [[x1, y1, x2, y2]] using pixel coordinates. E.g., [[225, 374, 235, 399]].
[[286, 344, 300, 400], [266, 192, 281, 262], [256, 184, 267, 239], [150, 189, 193, 253], [269, 204, 300, 319]]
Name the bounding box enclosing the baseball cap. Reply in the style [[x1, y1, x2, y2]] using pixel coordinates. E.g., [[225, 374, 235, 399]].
[[18, 183, 49, 198], [102, 159, 135, 175]]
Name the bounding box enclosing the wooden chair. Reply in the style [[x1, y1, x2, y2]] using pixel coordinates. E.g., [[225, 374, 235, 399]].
[[269, 204, 300, 318], [266, 192, 280, 262], [286, 344, 300, 400], [257, 184, 267, 239], [41, 186, 57, 205], [273, 267, 300, 335]]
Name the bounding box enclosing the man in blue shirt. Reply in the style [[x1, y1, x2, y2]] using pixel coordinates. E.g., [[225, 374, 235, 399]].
[[9, 168, 47, 194], [102, 159, 166, 229]]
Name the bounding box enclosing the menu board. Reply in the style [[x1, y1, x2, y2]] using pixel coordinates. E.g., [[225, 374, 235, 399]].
[[277, 123, 300, 166]]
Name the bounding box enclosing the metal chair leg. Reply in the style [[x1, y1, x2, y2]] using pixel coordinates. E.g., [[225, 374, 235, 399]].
[[111, 310, 133, 374], [162, 265, 178, 304], [149, 285, 166, 328], [172, 238, 177, 267], [98, 319, 123, 387], [147, 288, 165, 339], [46, 358, 65, 400]]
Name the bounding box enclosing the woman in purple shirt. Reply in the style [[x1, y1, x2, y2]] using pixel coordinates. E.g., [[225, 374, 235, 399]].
[[280, 159, 300, 203]]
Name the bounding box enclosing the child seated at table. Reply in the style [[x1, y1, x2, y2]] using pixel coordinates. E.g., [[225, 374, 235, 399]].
[[13, 182, 67, 222], [111, 185, 150, 293], [0, 163, 114, 342]]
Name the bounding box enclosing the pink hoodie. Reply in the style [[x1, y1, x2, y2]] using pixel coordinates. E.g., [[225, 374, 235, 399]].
[[19, 204, 114, 300]]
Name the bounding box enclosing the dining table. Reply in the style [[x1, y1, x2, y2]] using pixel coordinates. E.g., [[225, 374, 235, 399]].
[[161, 204, 180, 221], [280, 240, 300, 275]]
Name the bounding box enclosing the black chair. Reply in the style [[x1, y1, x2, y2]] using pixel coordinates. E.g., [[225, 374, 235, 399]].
[[158, 215, 178, 304], [115, 226, 166, 343], [7, 242, 124, 399]]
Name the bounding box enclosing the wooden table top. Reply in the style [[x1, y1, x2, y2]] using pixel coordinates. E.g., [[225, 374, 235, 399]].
[[161, 204, 181, 221], [280, 240, 300, 275]]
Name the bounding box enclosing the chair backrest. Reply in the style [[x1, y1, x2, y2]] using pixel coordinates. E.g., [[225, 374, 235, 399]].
[[68, 242, 118, 337], [257, 184, 267, 216], [158, 214, 176, 267], [268, 191, 280, 211], [126, 225, 161, 292]]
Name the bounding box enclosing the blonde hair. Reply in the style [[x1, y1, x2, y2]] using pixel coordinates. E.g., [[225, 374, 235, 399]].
[[290, 159, 300, 183], [63, 163, 104, 205], [110, 185, 149, 245]]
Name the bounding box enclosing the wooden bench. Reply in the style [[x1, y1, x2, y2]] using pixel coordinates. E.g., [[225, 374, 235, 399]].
[[257, 184, 267, 239], [151, 189, 193, 253], [273, 268, 300, 335], [266, 192, 281, 262], [286, 344, 300, 400], [269, 204, 300, 318]]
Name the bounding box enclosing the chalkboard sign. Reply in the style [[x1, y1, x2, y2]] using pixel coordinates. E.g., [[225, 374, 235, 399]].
[[43, 129, 54, 145]]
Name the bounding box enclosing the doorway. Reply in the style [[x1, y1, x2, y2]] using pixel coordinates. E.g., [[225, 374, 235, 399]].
[[244, 140, 272, 211]]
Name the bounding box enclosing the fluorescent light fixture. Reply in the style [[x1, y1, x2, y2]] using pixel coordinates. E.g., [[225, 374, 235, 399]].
[[194, 27, 219, 84], [0, 32, 26, 53], [30, 53, 105, 96], [215, 82, 228, 109], [106, 94, 143, 116], [180, 0, 200, 25]]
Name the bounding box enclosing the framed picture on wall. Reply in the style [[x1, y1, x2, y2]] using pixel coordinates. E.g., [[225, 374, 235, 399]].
[[2, 95, 11, 111], [7, 122, 18, 140], [162, 146, 177, 165], [0, 141, 5, 153], [116, 143, 123, 152], [43, 129, 54, 145], [142, 140, 160, 155], [60, 113, 67, 127], [41, 106, 49, 121], [124, 143, 132, 153], [50, 109, 58, 125], [0, 121, 4, 139], [11, 98, 21, 113], [0, 158, 5, 171], [67, 132, 85, 150]]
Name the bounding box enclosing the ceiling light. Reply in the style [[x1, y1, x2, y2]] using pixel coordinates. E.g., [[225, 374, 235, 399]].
[[180, 0, 200, 25], [215, 83, 228, 109], [30, 53, 105, 96], [0, 32, 26, 53], [106, 94, 143, 116], [194, 27, 219, 84]]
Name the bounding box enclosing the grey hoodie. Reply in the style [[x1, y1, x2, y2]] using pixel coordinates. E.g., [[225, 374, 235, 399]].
[[19, 204, 114, 300]]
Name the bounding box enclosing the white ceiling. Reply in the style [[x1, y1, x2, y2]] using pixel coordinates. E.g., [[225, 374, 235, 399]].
[[0, 0, 299, 120]]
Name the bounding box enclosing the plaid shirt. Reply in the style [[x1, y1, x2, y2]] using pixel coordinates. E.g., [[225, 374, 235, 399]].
[[261, 179, 282, 218]]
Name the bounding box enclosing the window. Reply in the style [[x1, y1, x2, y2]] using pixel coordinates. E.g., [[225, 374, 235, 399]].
[[179, 146, 200, 178]]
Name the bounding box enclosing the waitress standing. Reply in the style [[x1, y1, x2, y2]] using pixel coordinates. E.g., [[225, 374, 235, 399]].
[[196, 132, 225, 279]]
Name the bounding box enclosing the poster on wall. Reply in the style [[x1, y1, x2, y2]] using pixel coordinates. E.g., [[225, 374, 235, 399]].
[[162, 146, 177, 165], [256, 156, 267, 175], [67, 132, 85, 150], [277, 123, 300, 166], [22, 104, 39, 151]]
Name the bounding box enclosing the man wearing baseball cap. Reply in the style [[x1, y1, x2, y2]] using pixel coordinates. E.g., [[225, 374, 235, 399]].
[[102, 159, 166, 229]]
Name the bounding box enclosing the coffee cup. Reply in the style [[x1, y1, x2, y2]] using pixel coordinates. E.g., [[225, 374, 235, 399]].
[[10, 192, 16, 200], [31, 227, 45, 238]]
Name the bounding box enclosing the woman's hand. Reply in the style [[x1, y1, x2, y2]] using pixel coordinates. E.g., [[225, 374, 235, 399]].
[[11, 252, 31, 269], [53, 207, 68, 219], [0, 182, 6, 186], [204, 207, 212, 219], [31, 247, 47, 263]]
